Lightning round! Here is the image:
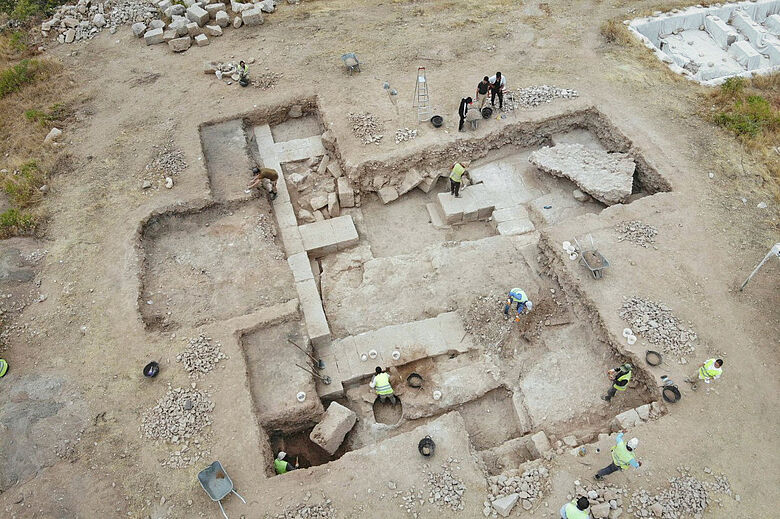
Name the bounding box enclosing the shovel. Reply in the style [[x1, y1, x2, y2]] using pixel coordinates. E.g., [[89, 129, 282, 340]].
[[288, 338, 325, 370], [295, 363, 332, 385]]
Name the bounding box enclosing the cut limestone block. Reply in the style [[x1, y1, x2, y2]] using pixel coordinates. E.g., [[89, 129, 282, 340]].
[[492, 493, 519, 518], [327, 161, 343, 179], [233, 16, 243, 28], [186, 22, 201, 36], [194, 33, 209, 46], [309, 402, 357, 455], [612, 408, 641, 430], [215, 10, 229, 27], [296, 278, 330, 347], [162, 29, 176, 41], [144, 28, 165, 45], [132, 22, 147, 37], [435, 183, 495, 224], [398, 168, 424, 196], [204, 24, 223, 36], [298, 215, 359, 257], [242, 7, 264, 26], [327, 192, 340, 218], [417, 174, 437, 193], [377, 186, 399, 204], [168, 36, 191, 52], [490, 205, 529, 230], [527, 431, 551, 458], [590, 502, 611, 519], [287, 252, 314, 283], [186, 4, 209, 26], [635, 403, 651, 421], [425, 203, 449, 230], [275, 136, 325, 163], [496, 218, 535, 236], [336, 177, 354, 208], [280, 225, 305, 256], [704, 15, 736, 50], [204, 2, 226, 16], [528, 144, 634, 205], [728, 40, 761, 71]]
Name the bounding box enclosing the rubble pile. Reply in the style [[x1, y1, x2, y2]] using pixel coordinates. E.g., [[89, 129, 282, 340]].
[[41, 0, 157, 44], [570, 482, 628, 519], [252, 71, 283, 89], [463, 293, 513, 352], [502, 85, 579, 111], [395, 127, 418, 144], [271, 498, 336, 519], [396, 485, 425, 517], [348, 112, 383, 144], [627, 468, 734, 519], [425, 459, 466, 512], [615, 220, 658, 248], [485, 465, 550, 517], [145, 139, 187, 177], [140, 386, 215, 443], [176, 334, 227, 378], [619, 297, 697, 356]]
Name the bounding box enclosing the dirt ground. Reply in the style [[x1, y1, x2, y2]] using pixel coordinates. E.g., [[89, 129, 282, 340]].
[[0, 0, 778, 518]]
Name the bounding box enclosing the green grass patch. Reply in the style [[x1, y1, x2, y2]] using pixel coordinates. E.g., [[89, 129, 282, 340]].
[[24, 103, 68, 125], [0, 59, 48, 99], [0, 0, 67, 20], [712, 78, 780, 138], [0, 208, 36, 237], [1, 160, 45, 208]]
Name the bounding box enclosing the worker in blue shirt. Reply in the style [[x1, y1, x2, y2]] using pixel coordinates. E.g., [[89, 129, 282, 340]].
[[595, 433, 641, 480]]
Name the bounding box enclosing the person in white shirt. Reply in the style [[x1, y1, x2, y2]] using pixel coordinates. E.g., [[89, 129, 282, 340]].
[[489, 71, 506, 110]]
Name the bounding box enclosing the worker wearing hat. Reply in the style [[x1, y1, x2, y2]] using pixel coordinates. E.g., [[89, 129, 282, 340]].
[[685, 358, 723, 391], [0, 358, 7, 378], [560, 496, 590, 518], [370, 366, 396, 405], [449, 161, 471, 198], [595, 432, 641, 480], [246, 166, 279, 200], [273, 451, 297, 475], [504, 288, 532, 319], [602, 362, 633, 402]]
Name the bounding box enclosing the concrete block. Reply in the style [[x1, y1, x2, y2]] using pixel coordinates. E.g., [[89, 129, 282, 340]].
[[288, 252, 314, 283], [186, 4, 209, 26], [635, 403, 651, 421], [497, 218, 535, 236], [280, 225, 305, 256], [241, 7, 264, 26], [215, 10, 229, 27], [327, 192, 340, 218], [704, 15, 736, 50], [398, 168, 424, 195], [168, 35, 191, 52], [337, 177, 354, 208], [204, 24, 223, 36], [309, 402, 356, 455], [417, 174, 437, 193], [144, 28, 165, 44], [591, 502, 611, 519], [728, 40, 761, 71], [527, 431, 551, 458], [492, 493, 519, 517], [377, 186, 398, 204], [132, 22, 147, 37], [194, 33, 209, 46], [296, 278, 330, 347], [613, 409, 641, 430], [204, 2, 225, 15]]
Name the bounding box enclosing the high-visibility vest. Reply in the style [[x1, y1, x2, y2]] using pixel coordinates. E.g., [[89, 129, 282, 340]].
[[0, 359, 7, 378], [239, 64, 248, 76], [374, 372, 393, 395], [450, 163, 466, 182], [611, 440, 636, 469], [274, 459, 288, 474], [698, 358, 722, 381], [509, 288, 528, 304], [613, 369, 632, 391], [564, 500, 590, 519]]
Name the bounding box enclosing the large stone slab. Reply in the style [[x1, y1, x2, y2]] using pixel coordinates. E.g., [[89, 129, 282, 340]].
[[241, 7, 264, 26], [529, 143, 635, 205], [275, 136, 324, 163], [309, 402, 357, 455], [336, 177, 354, 208], [298, 215, 359, 257], [435, 183, 495, 224], [492, 493, 519, 517], [186, 4, 209, 26], [295, 278, 330, 347], [168, 35, 191, 52]]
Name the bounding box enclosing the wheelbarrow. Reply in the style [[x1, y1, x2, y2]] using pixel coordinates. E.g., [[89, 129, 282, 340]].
[[574, 235, 610, 279], [197, 461, 246, 519], [341, 52, 361, 75]]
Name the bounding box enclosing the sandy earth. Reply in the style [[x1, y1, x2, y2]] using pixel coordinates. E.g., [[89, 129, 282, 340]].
[[0, 0, 778, 518]]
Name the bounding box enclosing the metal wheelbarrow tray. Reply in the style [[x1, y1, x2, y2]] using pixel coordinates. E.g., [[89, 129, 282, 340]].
[[341, 52, 361, 75], [579, 249, 610, 279], [198, 461, 246, 519]]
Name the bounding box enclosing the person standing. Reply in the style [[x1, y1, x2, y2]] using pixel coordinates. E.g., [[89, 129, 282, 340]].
[[475, 76, 490, 110], [246, 166, 279, 200], [449, 161, 470, 198], [594, 433, 641, 480], [560, 496, 591, 518], [489, 71, 506, 110], [602, 363, 633, 402], [685, 358, 724, 390], [458, 96, 473, 132], [370, 367, 396, 404]]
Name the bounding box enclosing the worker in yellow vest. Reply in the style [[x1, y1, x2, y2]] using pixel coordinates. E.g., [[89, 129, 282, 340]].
[[560, 496, 591, 518], [273, 451, 297, 475], [602, 363, 633, 402], [449, 161, 471, 198], [685, 358, 723, 391], [594, 433, 641, 480], [370, 366, 396, 405], [0, 358, 7, 378]]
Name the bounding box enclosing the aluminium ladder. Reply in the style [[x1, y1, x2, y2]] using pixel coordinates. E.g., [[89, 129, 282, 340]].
[[413, 67, 431, 122]]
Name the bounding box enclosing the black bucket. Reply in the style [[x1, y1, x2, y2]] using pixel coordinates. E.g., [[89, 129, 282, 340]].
[[430, 115, 443, 128], [143, 361, 160, 378], [645, 350, 662, 366], [662, 385, 681, 403], [418, 435, 435, 457], [407, 373, 423, 388], [481, 107, 493, 119]]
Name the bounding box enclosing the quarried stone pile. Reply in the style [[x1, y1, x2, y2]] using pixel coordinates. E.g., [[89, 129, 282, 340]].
[[272, 496, 336, 519], [425, 458, 466, 512], [485, 465, 550, 517], [619, 297, 697, 356], [140, 387, 215, 443], [568, 482, 628, 519], [501, 85, 579, 111], [615, 220, 658, 248], [627, 467, 734, 518], [176, 334, 227, 378], [529, 144, 635, 205], [348, 112, 383, 144], [41, 0, 158, 43]]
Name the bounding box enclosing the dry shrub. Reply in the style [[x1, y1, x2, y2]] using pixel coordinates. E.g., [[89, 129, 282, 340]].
[[600, 18, 633, 45]]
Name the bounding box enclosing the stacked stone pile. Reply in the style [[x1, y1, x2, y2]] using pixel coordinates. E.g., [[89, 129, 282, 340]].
[[485, 465, 550, 517], [502, 85, 579, 111], [176, 334, 227, 378], [615, 220, 658, 248], [348, 112, 383, 144], [396, 485, 425, 517], [627, 468, 733, 518], [395, 127, 418, 144], [425, 458, 466, 512], [289, 149, 356, 224], [271, 498, 336, 519], [619, 297, 697, 356], [145, 139, 187, 178], [41, 0, 157, 43], [140, 386, 214, 443], [569, 482, 629, 519]]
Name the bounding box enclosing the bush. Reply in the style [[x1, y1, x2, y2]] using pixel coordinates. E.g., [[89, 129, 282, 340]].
[[0, 0, 67, 20], [1, 160, 45, 207], [0, 208, 36, 237], [713, 84, 779, 138], [600, 19, 632, 45], [0, 59, 47, 99]]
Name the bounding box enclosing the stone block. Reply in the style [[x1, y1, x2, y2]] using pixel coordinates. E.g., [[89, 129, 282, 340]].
[[296, 278, 330, 347], [157, 0, 172, 11], [492, 493, 519, 517], [149, 19, 166, 30], [287, 252, 314, 283], [204, 2, 225, 15], [169, 17, 189, 36], [417, 174, 437, 193], [186, 4, 209, 26], [92, 13, 106, 27], [132, 22, 147, 37], [613, 409, 641, 430], [704, 15, 736, 50], [377, 186, 398, 204], [497, 218, 535, 236], [164, 4, 185, 17], [426, 203, 449, 230], [215, 10, 229, 27], [336, 177, 354, 208], [280, 225, 305, 256], [398, 168, 424, 195], [321, 129, 337, 152], [591, 503, 611, 519], [327, 192, 340, 218], [527, 431, 551, 458], [241, 7, 264, 26], [728, 40, 761, 71], [309, 402, 356, 455], [232, 15, 243, 28], [562, 435, 578, 448], [144, 27, 165, 45], [186, 22, 201, 36], [194, 33, 209, 46], [730, 10, 763, 45], [204, 24, 222, 36], [299, 216, 358, 257], [310, 194, 328, 211], [162, 29, 177, 41], [183, 0, 196, 6], [635, 403, 651, 421], [326, 161, 342, 179], [258, 0, 275, 13], [317, 154, 330, 176], [168, 36, 192, 52]]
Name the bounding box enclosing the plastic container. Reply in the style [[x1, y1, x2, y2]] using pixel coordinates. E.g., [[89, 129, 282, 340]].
[[368, 349, 378, 359], [391, 350, 401, 361], [623, 328, 633, 338], [296, 392, 306, 402], [432, 390, 442, 401], [143, 361, 160, 378], [627, 335, 637, 345]]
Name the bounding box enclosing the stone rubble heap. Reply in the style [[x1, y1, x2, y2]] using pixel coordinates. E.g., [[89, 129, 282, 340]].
[[145, 139, 187, 178], [348, 112, 383, 144], [627, 467, 734, 519], [288, 148, 355, 224], [485, 465, 550, 517], [395, 127, 418, 144], [570, 481, 628, 519], [176, 334, 227, 378], [140, 386, 215, 444], [41, 0, 157, 44], [463, 293, 513, 352], [425, 458, 466, 512], [271, 497, 336, 519], [619, 297, 697, 356], [615, 220, 658, 248], [396, 485, 425, 518], [502, 85, 579, 111]]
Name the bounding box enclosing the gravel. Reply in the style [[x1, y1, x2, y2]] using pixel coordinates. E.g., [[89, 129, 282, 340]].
[[140, 386, 214, 444], [268, 497, 336, 518], [486, 465, 550, 517], [619, 297, 697, 356], [627, 467, 734, 518], [42, 0, 158, 44], [145, 139, 188, 178], [616, 220, 658, 248], [501, 85, 579, 112], [425, 458, 466, 512], [176, 334, 227, 378], [348, 112, 383, 144], [395, 127, 418, 144]]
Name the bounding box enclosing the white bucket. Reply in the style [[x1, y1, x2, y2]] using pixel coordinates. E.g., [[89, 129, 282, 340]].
[[623, 328, 633, 338], [296, 392, 306, 402], [627, 335, 637, 345], [368, 349, 378, 359], [391, 350, 401, 360]]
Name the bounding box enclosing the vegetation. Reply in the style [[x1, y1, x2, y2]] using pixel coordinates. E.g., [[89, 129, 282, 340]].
[[600, 18, 633, 46], [2, 160, 45, 207], [0, 208, 36, 237], [0, 0, 66, 20], [0, 59, 50, 98], [712, 77, 780, 138]]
